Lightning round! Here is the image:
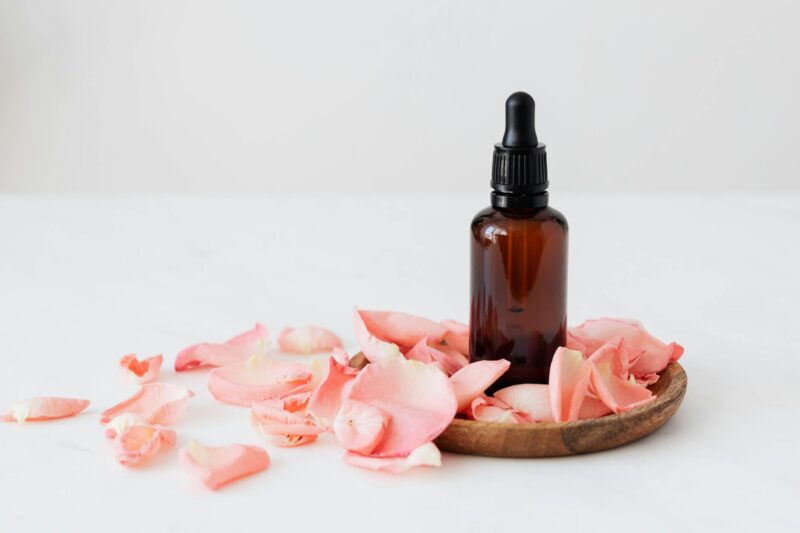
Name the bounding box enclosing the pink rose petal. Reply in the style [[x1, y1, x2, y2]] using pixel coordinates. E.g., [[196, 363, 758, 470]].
[[466, 395, 521, 423], [207, 356, 313, 407], [251, 400, 325, 447], [338, 358, 457, 457], [179, 440, 270, 490], [569, 317, 684, 378], [549, 347, 591, 422], [586, 337, 630, 380], [353, 308, 402, 363], [343, 442, 442, 473], [100, 383, 192, 425], [307, 356, 359, 428], [175, 323, 269, 371], [405, 338, 468, 376], [440, 319, 469, 356], [281, 391, 312, 412], [493, 383, 554, 422], [113, 425, 176, 467], [333, 400, 390, 455], [0, 397, 90, 423], [357, 309, 449, 349], [577, 393, 613, 419], [589, 360, 654, 414], [119, 354, 163, 384], [450, 359, 511, 412], [278, 326, 343, 355]]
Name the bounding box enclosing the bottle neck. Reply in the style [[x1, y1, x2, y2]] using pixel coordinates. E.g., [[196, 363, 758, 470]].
[[491, 191, 548, 209]]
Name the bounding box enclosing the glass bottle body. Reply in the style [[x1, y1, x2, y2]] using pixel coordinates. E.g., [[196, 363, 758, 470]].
[[469, 203, 568, 389]]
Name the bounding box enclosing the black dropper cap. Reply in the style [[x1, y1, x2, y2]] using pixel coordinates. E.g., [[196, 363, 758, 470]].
[[491, 91, 548, 208]]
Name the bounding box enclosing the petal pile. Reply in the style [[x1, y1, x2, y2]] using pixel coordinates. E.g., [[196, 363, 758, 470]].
[[306, 356, 359, 428], [119, 354, 163, 383], [207, 356, 313, 406], [179, 440, 270, 490], [278, 326, 343, 355], [175, 323, 269, 371], [0, 397, 90, 423]]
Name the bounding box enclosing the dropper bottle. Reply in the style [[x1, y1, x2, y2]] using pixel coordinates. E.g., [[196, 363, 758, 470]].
[[469, 91, 568, 388]]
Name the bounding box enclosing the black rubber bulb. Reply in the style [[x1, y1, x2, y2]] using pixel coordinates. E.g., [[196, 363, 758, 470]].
[[502, 91, 538, 147]]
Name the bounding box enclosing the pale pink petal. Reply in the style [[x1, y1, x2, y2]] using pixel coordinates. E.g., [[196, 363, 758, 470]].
[[577, 393, 613, 419], [179, 440, 270, 490], [549, 347, 591, 422], [113, 425, 176, 467], [405, 338, 468, 376], [104, 413, 146, 438], [331, 347, 350, 366], [100, 383, 192, 425], [586, 337, 630, 379], [493, 383, 554, 422], [207, 356, 313, 407], [251, 400, 325, 447], [333, 400, 390, 455], [175, 323, 269, 371], [119, 354, 163, 384], [1, 397, 90, 423], [353, 308, 402, 363], [281, 391, 312, 412], [338, 358, 457, 457], [357, 309, 448, 350], [590, 359, 655, 413], [569, 318, 684, 378], [450, 359, 511, 412], [466, 396, 521, 423], [278, 326, 343, 355], [440, 319, 469, 356], [307, 356, 358, 428], [343, 442, 442, 473]]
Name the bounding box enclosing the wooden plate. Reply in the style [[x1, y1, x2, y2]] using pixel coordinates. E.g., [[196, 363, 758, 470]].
[[434, 362, 687, 458]]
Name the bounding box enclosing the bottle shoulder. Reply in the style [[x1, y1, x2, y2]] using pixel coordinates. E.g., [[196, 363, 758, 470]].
[[471, 205, 568, 231]]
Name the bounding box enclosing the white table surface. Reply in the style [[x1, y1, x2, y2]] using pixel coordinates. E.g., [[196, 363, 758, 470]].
[[1, 193, 798, 532]]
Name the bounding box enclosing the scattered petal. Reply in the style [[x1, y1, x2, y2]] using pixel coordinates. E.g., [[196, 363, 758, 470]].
[[333, 400, 390, 455], [353, 308, 402, 363], [307, 356, 358, 428], [1, 397, 90, 423], [104, 413, 146, 438], [119, 354, 163, 384], [278, 326, 343, 355], [100, 383, 192, 425], [440, 319, 469, 356], [180, 440, 270, 490], [339, 358, 457, 456], [207, 356, 313, 407], [493, 383, 554, 422], [251, 400, 325, 447], [450, 359, 510, 411], [357, 309, 448, 349], [405, 338, 468, 376], [549, 347, 591, 422], [343, 442, 442, 473], [113, 425, 176, 467], [175, 323, 269, 371]]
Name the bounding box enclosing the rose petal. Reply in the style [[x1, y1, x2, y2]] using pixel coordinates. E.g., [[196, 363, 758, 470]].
[[440, 319, 469, 356], [338, 358, 457, 456], [251, 400, 325, 447], [466, 396, 521, 423], [586, 337, 630, 379], [333, 400, 390, 455], [179, 440, 270, 490], [175, 323, 269, 371], [0, 397, 90, 423], [281, 391, 312, 413], [405, 338, 468, 376], [113, 425, 176, 467], [278, 326, 343, 355], [307, 356, 359, 428], [493, 383, 554, 422], [343, 442, 442, 473], [569, 318, 684, 378], [353, 308, 402, 363], [104, 413, 146, 438], [357, 309, 449, 349], [450, 359, 511, 412], [577, 393, 613, 419], [590, 359, 654, 413], [207, 356, 313, 407], [119, 354, 163, 384], [549, 347, 591, 422], [100, 383, 192, 425]]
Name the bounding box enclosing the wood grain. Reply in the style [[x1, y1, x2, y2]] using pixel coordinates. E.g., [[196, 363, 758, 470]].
[[435, 362, 687, 458]]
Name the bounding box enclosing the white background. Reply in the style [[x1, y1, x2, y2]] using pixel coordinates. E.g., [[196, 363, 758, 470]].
[[1, 0, 799, 193]]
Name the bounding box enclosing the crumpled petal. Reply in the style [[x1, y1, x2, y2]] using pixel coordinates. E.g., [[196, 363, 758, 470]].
[[588, 340, 654, 413], [100, 383, 192, 425], [0, 397, 90, 423], [353, 308, 402, 363], [307, 356, 359, 428], [337, 357, 457, 457], [251, 399, 325, 447], [450, 359, 510, 412], [175, 323, 269, 371], [493, 383, 554, 422], [405, 338, 468, 376], [113, 424, 176, 466], [207, 356, 313, 407], [357, 309, 449, 349], [549, 347, 591, 422], [179, 440, 270, 490], [343, 442, 442, 473], [569, 317, 684, 378], [119, 354, 163, 384], [333, 400, 390, 455], [278, 325, 343, 355], [577, 393, 613, 419], [440, 319, 469, 356], [466, 395, 521, 423]]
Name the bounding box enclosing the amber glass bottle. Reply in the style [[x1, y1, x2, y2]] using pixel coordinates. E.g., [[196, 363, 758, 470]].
[[470, 92, 568, 389]]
